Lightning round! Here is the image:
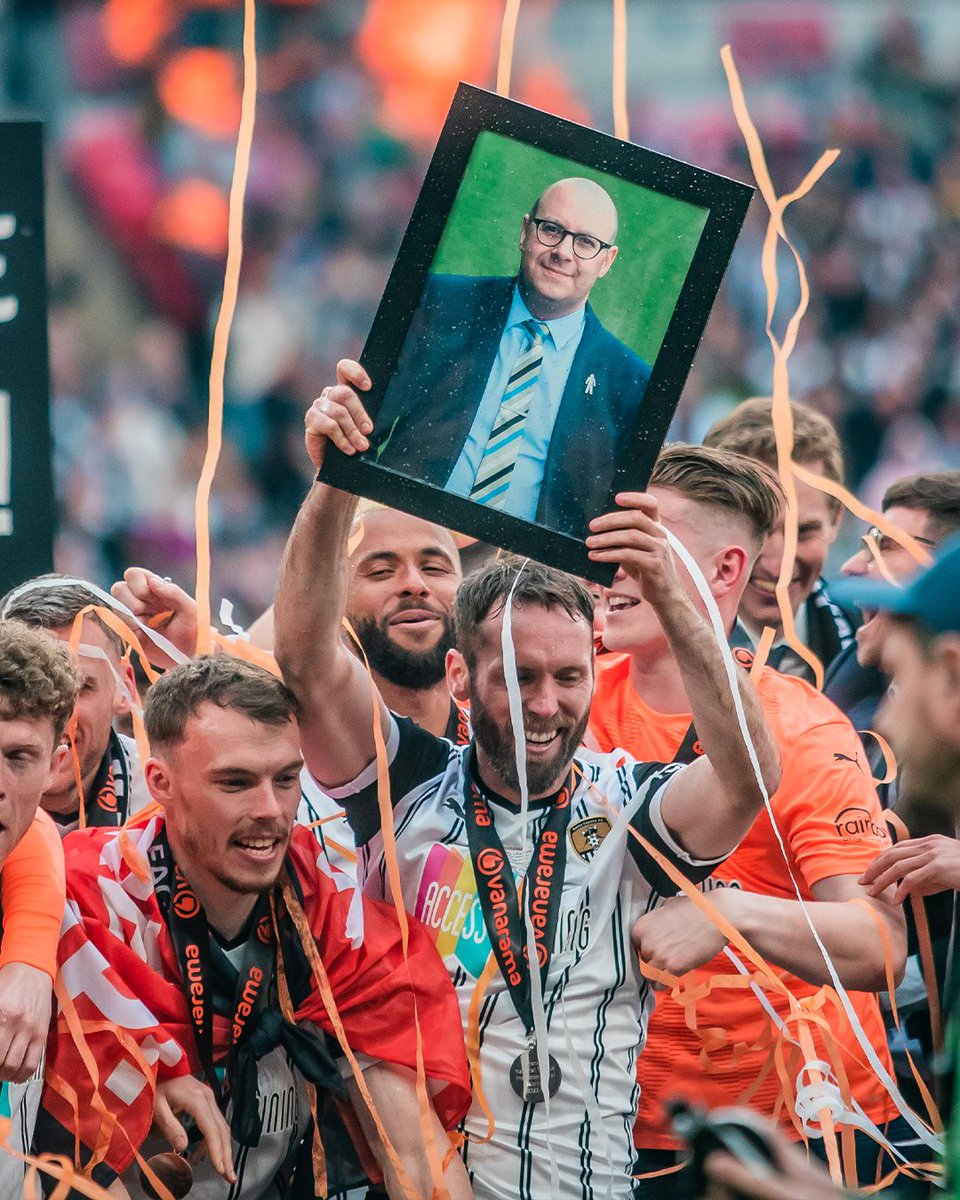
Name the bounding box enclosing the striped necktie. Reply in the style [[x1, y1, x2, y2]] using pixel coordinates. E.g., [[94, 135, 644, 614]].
[[469, 318, 551, 508]]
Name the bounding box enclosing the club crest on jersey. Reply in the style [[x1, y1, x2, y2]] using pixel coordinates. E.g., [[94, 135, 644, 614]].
[[569, 816, 611, 862]]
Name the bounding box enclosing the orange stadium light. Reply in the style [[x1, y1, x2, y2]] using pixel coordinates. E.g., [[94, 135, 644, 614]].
[[152, 178, 230, 257], [101, 0, 175, 66], [157, 47, 242, 138], [357, 0, 500, 139]]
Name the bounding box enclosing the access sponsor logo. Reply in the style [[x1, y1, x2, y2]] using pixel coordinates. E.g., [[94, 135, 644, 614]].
[[834, 805, 886, 844], [569, 816, 611, 862], [414, 844, 491, 977]]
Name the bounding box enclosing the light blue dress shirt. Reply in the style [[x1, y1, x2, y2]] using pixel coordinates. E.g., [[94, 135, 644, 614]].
[[445, 288, 587, 521]]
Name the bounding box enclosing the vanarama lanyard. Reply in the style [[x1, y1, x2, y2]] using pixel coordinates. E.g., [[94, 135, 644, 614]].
[[154, 828, 274, 1144], [462, 744, 572, 1102]]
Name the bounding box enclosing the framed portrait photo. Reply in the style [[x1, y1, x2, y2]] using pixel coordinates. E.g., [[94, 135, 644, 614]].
[[318, 84, 753, 583]]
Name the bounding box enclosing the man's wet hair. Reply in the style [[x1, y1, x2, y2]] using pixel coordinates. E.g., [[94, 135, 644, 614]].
[[144, 655, 298, 754], [650, 443, 784, 551], [454, 557, 594, 669], [883, 471, 960, 543], [1, 573, 124, 655], [0, 619, 82, 743]]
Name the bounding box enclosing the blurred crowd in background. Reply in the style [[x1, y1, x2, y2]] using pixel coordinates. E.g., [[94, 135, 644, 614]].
[[3, 0, 960, 622]]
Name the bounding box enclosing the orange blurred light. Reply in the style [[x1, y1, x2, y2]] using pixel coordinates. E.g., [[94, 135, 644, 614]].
[[157, 48, 242, 138], [152, 178, 230, 257], [516, 64, 592, 127], [358, 0, 499, 140], [102, 0, 174, 66]]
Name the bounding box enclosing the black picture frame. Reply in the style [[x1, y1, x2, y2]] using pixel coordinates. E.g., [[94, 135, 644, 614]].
[[319, 83, 753, 584]]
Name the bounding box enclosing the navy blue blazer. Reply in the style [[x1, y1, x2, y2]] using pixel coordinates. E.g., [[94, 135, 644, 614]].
[[369, 274, 652, 539]]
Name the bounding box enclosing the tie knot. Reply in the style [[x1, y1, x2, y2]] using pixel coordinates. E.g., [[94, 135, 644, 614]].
[[523, 318, 551, 347]]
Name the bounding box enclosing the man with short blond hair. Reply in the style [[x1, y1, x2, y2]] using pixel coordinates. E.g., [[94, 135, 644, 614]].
[[704, 399, 857, 680]]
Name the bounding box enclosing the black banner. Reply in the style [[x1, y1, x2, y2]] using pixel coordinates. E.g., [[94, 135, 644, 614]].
[[0, 120, 54, 592]]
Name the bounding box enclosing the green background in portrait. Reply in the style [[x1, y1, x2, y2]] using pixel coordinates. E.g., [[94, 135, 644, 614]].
[[430, 131, 710, 366]]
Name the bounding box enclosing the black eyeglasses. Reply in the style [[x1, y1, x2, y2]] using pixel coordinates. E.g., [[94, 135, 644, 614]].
[[862, 525, 936, 555], [529, 218, 612, 261]]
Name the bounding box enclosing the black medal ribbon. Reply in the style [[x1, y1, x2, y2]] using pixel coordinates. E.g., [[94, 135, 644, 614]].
[[462, 745, 570, 1096], [154, 829, 344, 1148], [86, 729, 131, 827]]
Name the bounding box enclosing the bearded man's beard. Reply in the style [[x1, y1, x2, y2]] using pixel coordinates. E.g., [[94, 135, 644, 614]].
[[471, 694, 590, 796], [352, 614, 455, 690]]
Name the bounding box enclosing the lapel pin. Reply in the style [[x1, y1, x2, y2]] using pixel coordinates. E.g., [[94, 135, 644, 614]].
[[584, 374, 596, 395]]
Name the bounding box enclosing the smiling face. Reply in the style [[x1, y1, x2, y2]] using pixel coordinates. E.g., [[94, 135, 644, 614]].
[[841, 506, 933, 668], [739, 464, 841, 632], [448, 602, 594, 799], [601, 488, 753, 656], [348, 510, 461, 690], [0, 710, 64, 868], [517, 178, 619, 321], [42, 617, 134, 816], [146, 704, 303, 931]]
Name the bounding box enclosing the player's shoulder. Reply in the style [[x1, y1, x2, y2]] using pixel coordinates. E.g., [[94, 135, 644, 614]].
[[756, 665, 856, 742], [593, 650, 632, 695], [576, 745, 679, 801]]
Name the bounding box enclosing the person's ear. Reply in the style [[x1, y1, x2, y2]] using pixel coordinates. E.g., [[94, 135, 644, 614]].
[[827, 503, 843, 543], [937, 635, 960, 720], [519, 213, 531, 252], [44, 742, 70, 793], [447, 648, 471, 704], [597, 245, 618, 277], [711, 545, 750, 599], [113, 657, 137, 719], [144, 757, 177, 811]]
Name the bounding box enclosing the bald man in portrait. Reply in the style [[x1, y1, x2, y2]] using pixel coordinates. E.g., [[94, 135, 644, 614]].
[[369, 177, 652, 538]]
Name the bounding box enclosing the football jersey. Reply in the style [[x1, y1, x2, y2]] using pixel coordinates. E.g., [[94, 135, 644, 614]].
[[327, 716, 725, 1200], [0, 1058, 43, 1195], [588, 653, 898, 1148]]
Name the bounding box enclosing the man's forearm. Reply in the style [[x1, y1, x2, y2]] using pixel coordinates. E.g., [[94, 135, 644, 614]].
[[347, 1069, 473, 1200], [274, 482, 356, 684], [660, 595, 780, 815], [716, 888, 906, 990]]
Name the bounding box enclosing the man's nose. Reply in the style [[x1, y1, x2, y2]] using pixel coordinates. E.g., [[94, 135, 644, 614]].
[[395, 565, 430, 595], [249, 781, 285, 820], [524, 679, 558, 718], [550, 232, 576, 260], [841, 544, 871, 577]]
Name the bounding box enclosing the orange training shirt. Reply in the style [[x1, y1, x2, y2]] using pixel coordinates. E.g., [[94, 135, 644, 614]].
[[0, 809, 66, 978], [588, 652, 898, 1149]]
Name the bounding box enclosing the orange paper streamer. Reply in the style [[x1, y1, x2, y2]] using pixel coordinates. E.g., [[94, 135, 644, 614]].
[[612, 0, 629, 141], [496, 0, 521, 96], [722, 45, 840, 689], [194, 0, 258, 655], [791, 462, 934, 569]]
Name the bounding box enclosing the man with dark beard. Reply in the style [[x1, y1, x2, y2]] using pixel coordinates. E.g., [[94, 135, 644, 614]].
[[114, 507, 465, 741], [272, 362, 781, 1200]]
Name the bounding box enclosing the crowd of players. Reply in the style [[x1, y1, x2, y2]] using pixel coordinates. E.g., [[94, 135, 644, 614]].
[[1, 387, 960, 1199]]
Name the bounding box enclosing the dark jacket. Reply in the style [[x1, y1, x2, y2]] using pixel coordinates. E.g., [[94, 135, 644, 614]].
[[369, 274, 651, 539]]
